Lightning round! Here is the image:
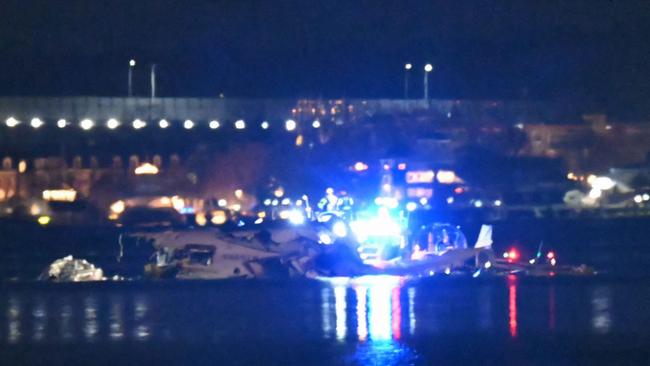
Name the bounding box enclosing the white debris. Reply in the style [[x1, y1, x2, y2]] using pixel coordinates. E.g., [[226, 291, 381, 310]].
[[41, 255, 105, 282]]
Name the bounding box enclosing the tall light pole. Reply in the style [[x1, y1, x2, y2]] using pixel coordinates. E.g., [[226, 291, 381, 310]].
[[128, 59, 136, 96], [424, 63, 433, 100], [150, 64, 156, 102], [404, 63, 412, 99]]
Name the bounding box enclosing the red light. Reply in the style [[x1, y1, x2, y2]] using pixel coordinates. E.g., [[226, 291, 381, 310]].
[[546, 251, 555, 259], [454, 187, 464, 194], [507, 249, 519, 261]]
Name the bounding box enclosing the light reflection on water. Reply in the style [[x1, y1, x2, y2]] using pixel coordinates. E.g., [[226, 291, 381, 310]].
[[133, 296, 151, 340], [322, 276, 415, 365], [591, 286, 612, 334], [0, 277, 623, 355], [32, 299, 46, 342], [320, 287, 332, 338], [7, 296, 21, 344], [407, 287, 415, 336], [60, 301, 74, 341], [334, 286, 347, 342], [355, 286, 368, 341], [83, 296, 99, 341], [109, 296, 124, 340], [2, 293, 154, 344], [508, 275, 518, 338]]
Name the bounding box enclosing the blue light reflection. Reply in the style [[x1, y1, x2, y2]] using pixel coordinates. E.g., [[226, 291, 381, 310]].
[[321, 275, 419, 365]]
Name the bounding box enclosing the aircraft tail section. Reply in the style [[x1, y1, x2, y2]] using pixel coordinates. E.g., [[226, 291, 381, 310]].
[[474, 225, 493, 249]]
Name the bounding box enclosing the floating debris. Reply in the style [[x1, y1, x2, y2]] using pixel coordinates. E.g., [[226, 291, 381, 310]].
[[39, 255, 105, 282]]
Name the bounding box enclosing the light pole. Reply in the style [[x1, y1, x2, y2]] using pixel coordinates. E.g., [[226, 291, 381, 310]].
[[128, 59, 136, 96], [424, 63, 433, 100], [404, 63, 412, 99], [150, 64, 156, 102]]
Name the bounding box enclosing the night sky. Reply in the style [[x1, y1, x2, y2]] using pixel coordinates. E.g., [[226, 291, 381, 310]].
[[1, 0, 649, 103]]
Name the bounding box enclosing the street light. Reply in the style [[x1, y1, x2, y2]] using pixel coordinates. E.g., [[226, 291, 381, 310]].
[[57, 119, 67, 128], [5, 117, 20, 127], [106, 118, 120, 129], [183, 119, 194, 129], [132, 119, 146, 129], [80, 119, 94, 130], [424, 63, 433, 100], [285, 119, 297, 131], [235, 119, 246, 129], [128, 59, 136, 96], [209, 120, 220, 129], [404, 63, 412, 99], [30, 118, 44, 128], [261, 121, 269, 129]]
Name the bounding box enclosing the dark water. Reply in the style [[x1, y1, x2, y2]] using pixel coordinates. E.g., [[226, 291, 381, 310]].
[[2, 277, 650, 365], [2, 218, 650, 364]]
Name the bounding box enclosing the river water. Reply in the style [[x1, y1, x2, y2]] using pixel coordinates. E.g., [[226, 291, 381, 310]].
[[2, 219, 650, 364], [2, 277, 650, 365]]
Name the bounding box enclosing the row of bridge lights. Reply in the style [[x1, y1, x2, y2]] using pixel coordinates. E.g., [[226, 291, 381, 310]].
[[3, 117, 322, 131]]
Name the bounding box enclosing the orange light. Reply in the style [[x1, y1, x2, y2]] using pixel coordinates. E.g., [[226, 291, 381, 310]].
[[405, 170, 435, 184]]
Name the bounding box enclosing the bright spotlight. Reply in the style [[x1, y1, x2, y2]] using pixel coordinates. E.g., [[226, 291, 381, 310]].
[[5, 117, 20, 127], [405, 63, 412, 70], [209, 120, 220, 129], [288, 210, 305, 225], [261, 121, 269, 129], [106, 118, 120, 129], [424, 63, 433, 72], [285, 119, 297, 131], [312, 120, 321, 128], [159, 119, 169, 128], [183, 119, 194, 129], [80, 119, 94, 130], [591, 176, 616, 191], [129, 59, 136, 67], [57, 119, 67, 128], [235, 119, 246, 129], [132, 119, 146, 129], [332, 221, 347, 238]]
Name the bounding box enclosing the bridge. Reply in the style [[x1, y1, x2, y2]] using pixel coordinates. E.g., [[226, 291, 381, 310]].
[[0, 96, 585, 129]]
